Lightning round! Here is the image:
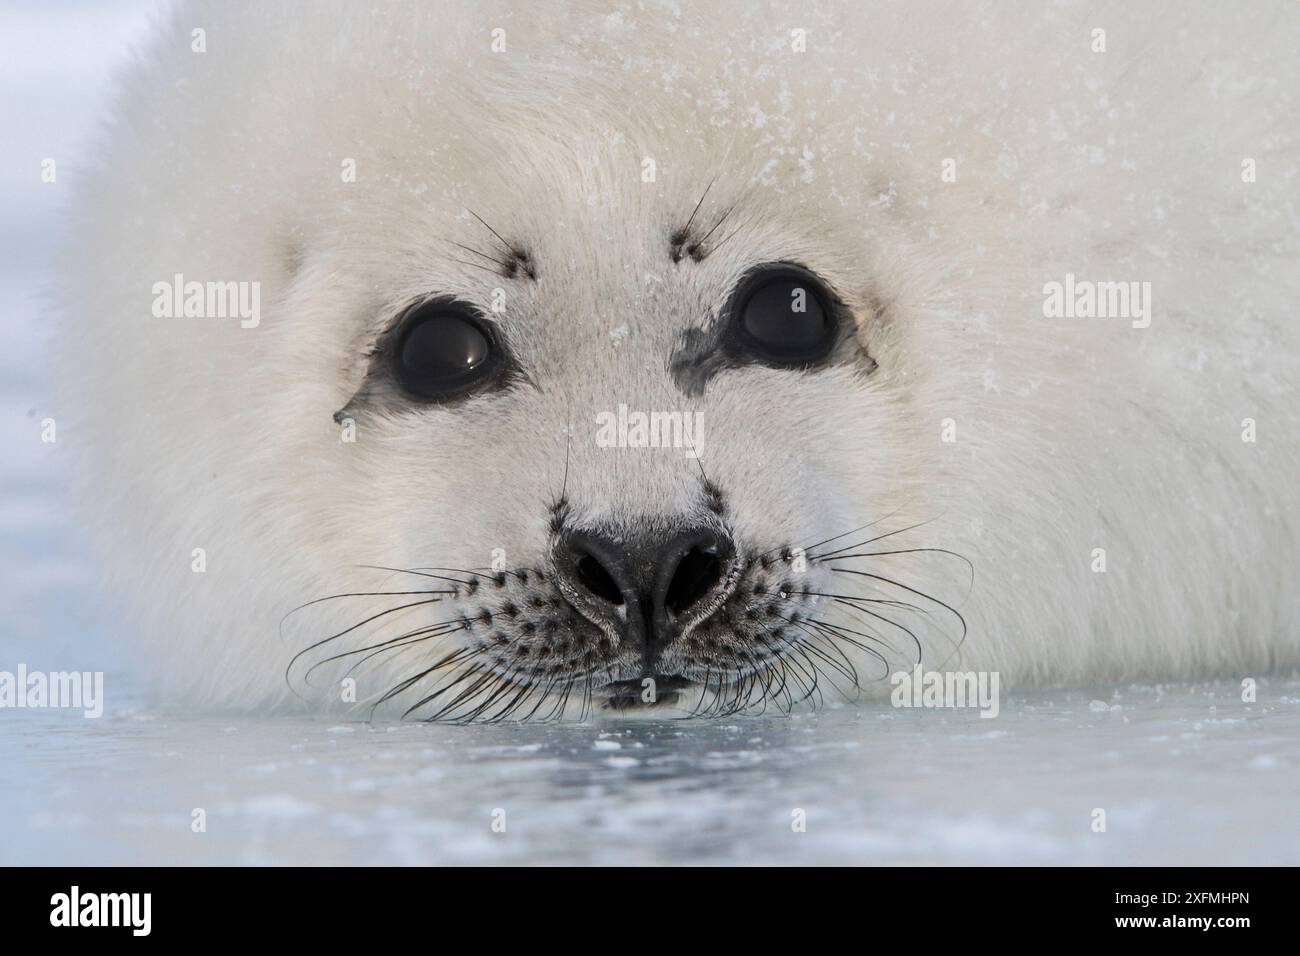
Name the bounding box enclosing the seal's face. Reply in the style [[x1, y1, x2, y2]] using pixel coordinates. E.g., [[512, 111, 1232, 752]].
[[276, 157, 935, 719], [70, 1, 987, 716]]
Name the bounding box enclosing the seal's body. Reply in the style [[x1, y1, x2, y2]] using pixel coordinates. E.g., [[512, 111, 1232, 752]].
[[63, 1, 1300, 716]]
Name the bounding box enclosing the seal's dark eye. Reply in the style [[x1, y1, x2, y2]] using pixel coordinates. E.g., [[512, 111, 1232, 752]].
[[391, 302, 501, 400], [729, 265, 836, 366]]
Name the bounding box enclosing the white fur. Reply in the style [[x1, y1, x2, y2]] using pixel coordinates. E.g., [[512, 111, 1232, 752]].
[[61, 0, 1300, 714]]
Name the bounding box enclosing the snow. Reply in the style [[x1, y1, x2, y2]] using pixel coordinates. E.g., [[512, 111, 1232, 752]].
[[2, 1, 1297, 867]]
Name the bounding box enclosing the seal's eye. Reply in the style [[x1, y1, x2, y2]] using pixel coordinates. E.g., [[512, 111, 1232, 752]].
[[729, 264, 837, 366], [391, 301, 501, 400]]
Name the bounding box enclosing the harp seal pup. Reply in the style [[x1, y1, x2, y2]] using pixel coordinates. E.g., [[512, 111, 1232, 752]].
[[60, 0, 1300, 718]]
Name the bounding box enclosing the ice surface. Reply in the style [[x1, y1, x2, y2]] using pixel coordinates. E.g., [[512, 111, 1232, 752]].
[[1, 678, 1297, 865]]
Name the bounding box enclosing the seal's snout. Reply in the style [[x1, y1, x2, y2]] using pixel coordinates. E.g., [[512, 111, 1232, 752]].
[[552, 525, 737, 667]]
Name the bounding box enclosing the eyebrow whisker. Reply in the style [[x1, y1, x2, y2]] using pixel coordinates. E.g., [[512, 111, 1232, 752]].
[[444, 238, 515, 272], [448, 256, 515, 279], [698, 214, 747, 260], [693, 202, 737, 249], [674, 177, 716, 243]]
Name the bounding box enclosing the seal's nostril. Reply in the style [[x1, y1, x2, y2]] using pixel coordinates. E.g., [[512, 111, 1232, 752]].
[[663, 545, 723, 616], [576, 552, 623, 606], [553, 526, 735, 659]]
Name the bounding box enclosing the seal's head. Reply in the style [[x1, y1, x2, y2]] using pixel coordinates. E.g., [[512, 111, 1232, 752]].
[[66, 1, 1298, 716], [68, 0, 987, 718], [261, 72, 957, 718]]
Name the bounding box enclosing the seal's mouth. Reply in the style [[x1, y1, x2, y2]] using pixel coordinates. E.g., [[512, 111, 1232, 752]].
[[599, 674, 696, 709]]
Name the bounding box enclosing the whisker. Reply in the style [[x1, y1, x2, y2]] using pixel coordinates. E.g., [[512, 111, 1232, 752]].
[[827, 566, 969, 658], [317, 620, 472, 684], [368, 647, 479, 720], [803, 617, 892, 677], [403, 662, 487, 720], [809, 518, 942, 562], [285, 596, 449, 691], [687, 203, 738, 257], [448, 256, 513, 279], [784, 616, 862, 689], [821, 546, 975, 596], [444, 238, 515, 272], [679, 178, 715, 239], [357, 565, 479, 587], [282, 589, 455, 623], [467, 208, 522, 258], [802, 589, 930, 616]]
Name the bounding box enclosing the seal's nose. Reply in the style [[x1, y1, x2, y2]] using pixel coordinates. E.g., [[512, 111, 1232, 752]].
[[552, 526, 734, 659]]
